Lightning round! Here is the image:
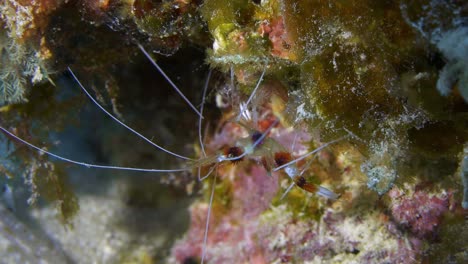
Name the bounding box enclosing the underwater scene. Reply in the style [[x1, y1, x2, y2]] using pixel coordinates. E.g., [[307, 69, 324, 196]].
[[0, 0, 466, 263]]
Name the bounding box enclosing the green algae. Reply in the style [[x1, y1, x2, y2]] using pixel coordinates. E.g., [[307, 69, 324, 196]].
[[202, 0, 290, 71], [200, 0, 467, 198], [0, 81, 82, 225], [35, 165, 79, 226], [131, 0, 207, 51], [201, 0, 257, 34], [202, 169, 234, 213]]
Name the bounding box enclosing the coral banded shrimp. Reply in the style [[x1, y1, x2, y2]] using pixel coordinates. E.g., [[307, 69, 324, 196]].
[[168, 76, 344, 263], [188, 72, 348, 263], [0, 50, 347, 263], [193, 123, 345, 263]]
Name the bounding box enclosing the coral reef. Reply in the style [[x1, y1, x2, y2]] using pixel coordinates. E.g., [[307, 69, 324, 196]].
[[170, 84, 464, 263], [0, 0, 466, 263], [171, 1, 467, 263]]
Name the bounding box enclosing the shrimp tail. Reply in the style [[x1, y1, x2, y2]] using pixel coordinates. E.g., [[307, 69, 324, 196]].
[[316, 185, 340, 200]]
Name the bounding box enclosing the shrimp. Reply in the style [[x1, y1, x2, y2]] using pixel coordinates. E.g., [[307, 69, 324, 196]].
[[191, 69, 348, 263], [198, 72, 344, 200], [273, 150, 341, 200], [192, 116, 346, 263], [230, 121, 344, 200]]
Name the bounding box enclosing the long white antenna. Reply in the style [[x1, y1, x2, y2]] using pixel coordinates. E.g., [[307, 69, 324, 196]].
[[280, 182, 296, 201], [199, 69, 212, 157], [68, 67, 193, 161], [237, 68, 266, 121], [137, 44, 204, 119], [273, 136, 347, 172], [197, 69, 212, 181], [0, 126, 190, 173], [201, 165, 217, 264], [199, 164, 216, 181]]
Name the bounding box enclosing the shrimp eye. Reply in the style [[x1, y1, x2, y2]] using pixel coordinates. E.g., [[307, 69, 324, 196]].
[[274, 151, 292, 166], [295, 175, 306, 188], [251, 131, 264, 146], [294, 176, 319, 193], [224, 146, 244, 163]]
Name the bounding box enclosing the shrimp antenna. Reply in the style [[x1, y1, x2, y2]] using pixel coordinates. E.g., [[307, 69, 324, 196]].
[[67, 68, 193, 161], [316, 186, 339, 200], [201, 165, 218, 264], [0, 126, 190, 173], [137, 43, 204, 119], [199, 164, 216, 181], [273, 136, 348, 172], [230, 66, 235, 89], [198, 69, 212, 181], [280, 182, 296, 201], [199, 69, 212, 158], [237, 68, 266, 121]]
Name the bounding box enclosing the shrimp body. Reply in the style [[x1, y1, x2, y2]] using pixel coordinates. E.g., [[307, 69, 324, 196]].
[[196, 113, 340, 200], [191, 117, 279, 172]]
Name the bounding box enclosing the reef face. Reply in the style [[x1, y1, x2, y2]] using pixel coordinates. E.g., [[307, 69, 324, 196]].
[[0, 0, 466, 263]]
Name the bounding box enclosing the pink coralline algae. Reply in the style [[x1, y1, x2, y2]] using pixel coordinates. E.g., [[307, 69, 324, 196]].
[[169, 104, 466, 263], [171, 164, 278, 263], [388, 186, 455, 239], [170, 111, 307, 263], [165, 61, 466, 263], [169, 112, 424, 263], [259, 17, 295, 60]]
